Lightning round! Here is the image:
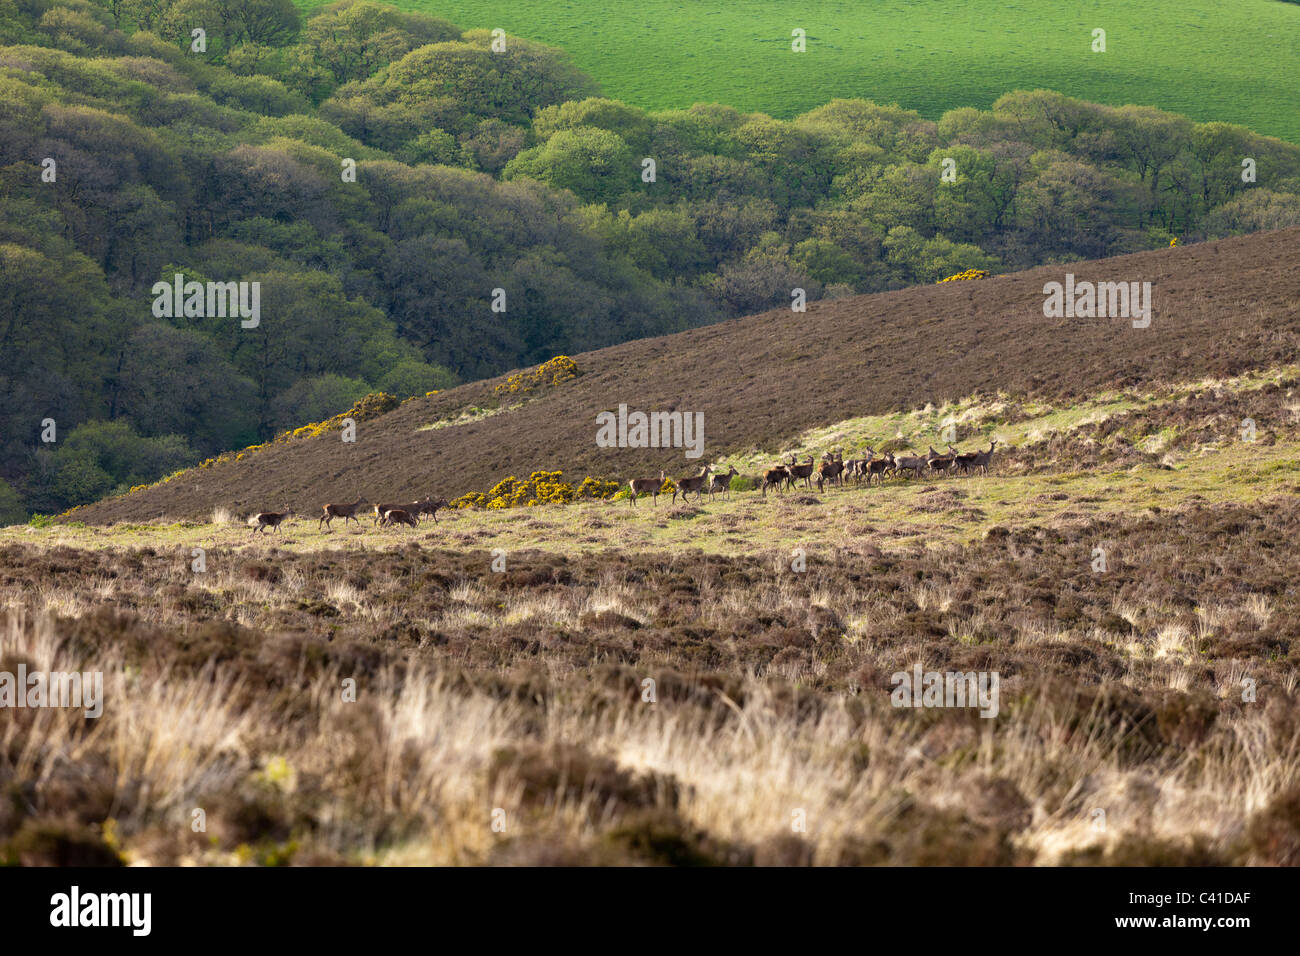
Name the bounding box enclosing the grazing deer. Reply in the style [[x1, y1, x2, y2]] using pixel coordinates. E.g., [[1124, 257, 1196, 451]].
[[761, 463, 790, 497], [382, 508, 420, 528], [927, 445, 959, 477], [785, 455, 816, 490], [894, 452, 929, 479], [628, 471, 666, 506], [673, 465, 713, 504], [970, 440, 998, 475], [815, 451, 847, 492], [864, 452, 895, 485], [708, 466, 739, 499], [251, 509, 291, 534], [319, 495, 368, 532]]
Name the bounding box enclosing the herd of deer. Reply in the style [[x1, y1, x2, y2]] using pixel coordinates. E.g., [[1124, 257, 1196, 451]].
[[628, 440, 998, 505], [248, 440, 998, 530], [250, 495, 450, 534]]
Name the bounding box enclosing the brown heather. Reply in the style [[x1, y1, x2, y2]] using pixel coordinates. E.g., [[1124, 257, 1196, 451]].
[[3, 483, 1300, 865], [5, 232, 1300, 866]]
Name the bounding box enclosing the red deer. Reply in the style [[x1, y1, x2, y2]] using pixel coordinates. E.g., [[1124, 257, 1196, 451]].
[[373, 496, 430, 526], [382, 508, 419, 528], [815, 451, 847, 492], [761, 463, 790, 497], [969, 440, 998, 475], [708, 466, 739, 499], [628, 471, 666, 506], [846, 449, 876, 483], [785, 455, 816, 490], [420, 496, 450, 522], [250, 510, 291, 534], [894, 452, 929, 479], [864, 453, 895, 485], [927, 445, 959, 476], [319, 495, 368, 532], [672, 465, 713, 504]]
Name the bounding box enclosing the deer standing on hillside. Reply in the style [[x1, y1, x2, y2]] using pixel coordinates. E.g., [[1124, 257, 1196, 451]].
[[927, 445, 959, 477], [785, 455, 816, 490], [864, 452, 895, 485], [420, 496, 450, 522], [761, 463, 790, 497], [708, 466, 739, 499], [893, 452, 929, 479], [319, 495, 368, 532], [628, 471, 666, 506], [672, 465, 713, 504], [845, 450, 875, 483], [969, 440, 998, 475], [815, 451, 847, 492], [251, 510, 292, 534], [381, 508, 420, 528], [374, 496, 443, 526], [374, 498, 421, 526]]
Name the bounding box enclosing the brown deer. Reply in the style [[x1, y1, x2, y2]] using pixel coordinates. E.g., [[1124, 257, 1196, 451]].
[[419, 496, 450, 522], [761, 463, 790, 497], [708, 466, 739, 499], [382, 508, 420, 528], [969, 440, 998, 475], [894, 452, 929, 479], [785, 455, 816, 490], [927, 445, 959, 476], [628, 471, 666, 506], [373, 497, 428, 526], [846, 449, 876, 483], [319, 495, 368, 532], [815, 451, 847, 492], [864, 452, 895, 485], [672, 465, 713, 504], [250, 509, 291, 534]]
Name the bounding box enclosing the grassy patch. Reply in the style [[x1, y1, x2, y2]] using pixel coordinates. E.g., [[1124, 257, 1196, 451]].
[[299, 0, 1300, 144]]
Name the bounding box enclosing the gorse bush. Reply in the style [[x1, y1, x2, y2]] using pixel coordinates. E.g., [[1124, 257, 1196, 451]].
[[450, 471, 620, 510], [494, 356, 581, 396]]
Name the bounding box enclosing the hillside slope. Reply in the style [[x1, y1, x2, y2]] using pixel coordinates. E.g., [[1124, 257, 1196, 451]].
[[75, 227, 1300, 523]]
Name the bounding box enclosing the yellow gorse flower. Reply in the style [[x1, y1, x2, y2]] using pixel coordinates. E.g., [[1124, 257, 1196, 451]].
[[450, 471, 621, 510], [493, 356, 580, 396], [937, 269, 990, 283]]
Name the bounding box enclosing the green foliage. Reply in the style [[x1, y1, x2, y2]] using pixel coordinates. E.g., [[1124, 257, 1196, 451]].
[[376, 358, 458, 398], [0, 479, 28, 525], [2, 0, 1299, 522], [27, 420, 198, 512], [504, 127, 636, 205], [332, 0, 1300, 147], [270, 374, 371, 430]]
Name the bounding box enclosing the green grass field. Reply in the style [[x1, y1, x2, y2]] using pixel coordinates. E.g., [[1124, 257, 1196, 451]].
[[300, 0, 1300, 144]]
